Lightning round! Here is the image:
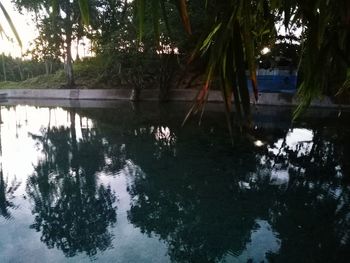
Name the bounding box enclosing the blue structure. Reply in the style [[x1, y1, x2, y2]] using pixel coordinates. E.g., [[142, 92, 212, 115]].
[[248, 69, 298, 93]]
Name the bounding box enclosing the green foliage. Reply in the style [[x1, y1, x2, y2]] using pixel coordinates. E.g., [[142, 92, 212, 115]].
[[13, 0, 96, 86], [92, 0, 136, 54], [6, 0, 350, 121], [26, 16, 64, 63], [78, 0, 90, 25], [0, 69, 65, 89], [151, 0, 349, 121], [178, 0, 277, 126], [291, 0, 350, 118], [0, 54, 61, 82]]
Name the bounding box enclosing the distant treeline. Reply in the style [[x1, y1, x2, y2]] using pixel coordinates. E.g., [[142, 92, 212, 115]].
[[0, 54, 62, 82]]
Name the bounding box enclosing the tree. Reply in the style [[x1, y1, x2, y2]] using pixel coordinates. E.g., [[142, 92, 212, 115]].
[[26, 16, 63, 75], [14, 0, 91, 87]]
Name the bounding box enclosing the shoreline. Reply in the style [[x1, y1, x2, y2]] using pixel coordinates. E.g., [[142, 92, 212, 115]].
[[0, 88, 349, 109]]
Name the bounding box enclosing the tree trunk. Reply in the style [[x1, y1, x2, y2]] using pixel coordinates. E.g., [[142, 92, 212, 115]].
[[45, 60, 49, 75], [70, 110, 78, 170], [76, 37, 80, 61], [65, 6, 75, 88], [66, 35, 75, 87], [17, 63, 23, 81], [1, 53, 6, 82]]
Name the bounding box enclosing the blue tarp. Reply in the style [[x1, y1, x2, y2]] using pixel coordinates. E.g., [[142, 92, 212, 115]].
[[247, 69, 297, 93]]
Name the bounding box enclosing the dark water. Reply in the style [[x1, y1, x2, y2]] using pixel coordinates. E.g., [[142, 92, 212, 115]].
[[0, 102, 349, 263]]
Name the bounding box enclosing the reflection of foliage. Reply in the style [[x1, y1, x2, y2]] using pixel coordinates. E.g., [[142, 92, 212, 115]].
[[27, 171, 116, 257], [124, 120, 350, 262], [132, 126, 177, 159], [56, 108, 350, 262], [27, 118, 117, 258], [0, 170, 21, 219], [255, 126, 350, 262], [127, 169, 258, 262], [103, 144, 127, 173], [126, 136, 269, 262]]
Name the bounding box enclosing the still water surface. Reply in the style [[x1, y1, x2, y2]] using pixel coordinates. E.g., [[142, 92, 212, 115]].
[[0, 102, 349, 263]]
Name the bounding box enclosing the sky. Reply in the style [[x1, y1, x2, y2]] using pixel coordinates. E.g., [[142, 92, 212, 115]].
[[0, 0, 38, 57]]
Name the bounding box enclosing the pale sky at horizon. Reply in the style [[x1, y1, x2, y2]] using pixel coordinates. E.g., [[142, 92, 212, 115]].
[[0, 0, 38, 57]]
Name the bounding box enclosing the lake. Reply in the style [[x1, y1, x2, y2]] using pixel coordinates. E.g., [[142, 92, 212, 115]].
[[0, 101, 349, 263]]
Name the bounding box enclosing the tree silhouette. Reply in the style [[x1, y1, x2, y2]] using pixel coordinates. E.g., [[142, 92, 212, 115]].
[[122, 121, 350, 262], [0, 168, 21, 219], [27, 111, 117, 257], [38, 108, 350, 262], [0, 108, 21, 219]]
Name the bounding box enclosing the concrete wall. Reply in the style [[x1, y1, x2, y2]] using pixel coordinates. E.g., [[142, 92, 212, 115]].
[[0, 88, 348, 109]]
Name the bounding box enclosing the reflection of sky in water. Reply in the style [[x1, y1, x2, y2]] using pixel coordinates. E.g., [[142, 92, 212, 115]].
[[269, 128, 314, 156], [0, 106, 92, 185], [270, 170, 289, 186], [0, 105, 348, 262], [257, 128, 314, 188], [0, 106, 170, 262], [225, 220, 281, 262]]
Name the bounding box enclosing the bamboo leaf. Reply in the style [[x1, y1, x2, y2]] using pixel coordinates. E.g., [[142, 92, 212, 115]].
[[182, 66, 214, 126], [200, 23, 222, 52], [242, 24, 258, 101], [0, 23, 11, 42], [78, 0, 90, 25], [221, 77, 234, 144], [233, 20, 251, 119], [0, 1, 22, 47], [176, 0, 191, 35]]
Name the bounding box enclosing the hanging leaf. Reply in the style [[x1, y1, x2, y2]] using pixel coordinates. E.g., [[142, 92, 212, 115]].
[[200, 23, 222, 52], [78, 0, 90, 25], [0, 1, 22, 47], [241, 3, 258, 101], [176, 0, 192, 35]]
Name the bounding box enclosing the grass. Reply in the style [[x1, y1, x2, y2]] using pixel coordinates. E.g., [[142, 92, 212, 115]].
[[0, 57, 114, 89], [0, 70, 66, 89]]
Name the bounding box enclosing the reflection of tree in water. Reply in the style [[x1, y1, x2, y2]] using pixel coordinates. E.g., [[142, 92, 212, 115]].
[[0, 107, 21, 219], [259, 127, 350, 262], [27, 111, 117, 258], [81, 111, 255, 261], [124, 122, 350, 262], [122, 125, 269, 262], [63, 108, 350, 262], [131, 125, 177, 159], [0, 169, 21, 219]]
